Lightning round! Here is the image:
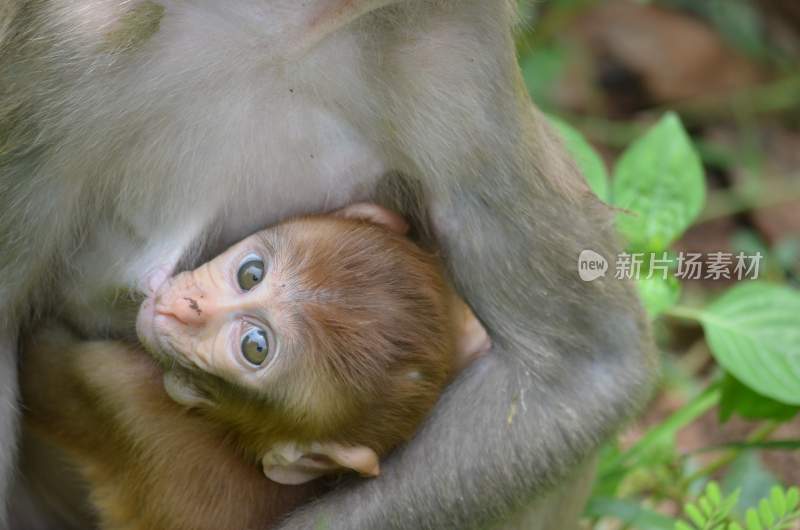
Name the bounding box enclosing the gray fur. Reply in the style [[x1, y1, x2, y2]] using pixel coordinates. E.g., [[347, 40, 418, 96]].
[[0, 331, 18, 530], [0, 1, 654, 528]]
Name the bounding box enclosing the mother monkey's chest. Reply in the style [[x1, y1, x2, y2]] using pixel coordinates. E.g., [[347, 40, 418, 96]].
[[56, 4, 399, 337]]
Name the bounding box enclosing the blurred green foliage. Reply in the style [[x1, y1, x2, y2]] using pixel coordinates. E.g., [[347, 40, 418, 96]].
[[553, 111, 800, 529], [522, 0, 800, 527]]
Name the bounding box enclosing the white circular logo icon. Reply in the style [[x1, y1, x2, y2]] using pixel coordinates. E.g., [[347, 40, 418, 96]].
[[578, 250, 608, 282]]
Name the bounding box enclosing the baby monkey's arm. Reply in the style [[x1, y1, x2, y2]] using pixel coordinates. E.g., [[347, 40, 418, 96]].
[[21, 325, 315, 530]]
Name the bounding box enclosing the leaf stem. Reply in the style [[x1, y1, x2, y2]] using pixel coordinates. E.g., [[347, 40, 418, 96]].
[[680, 421, 781, 488], [605, 384, 721, 472]]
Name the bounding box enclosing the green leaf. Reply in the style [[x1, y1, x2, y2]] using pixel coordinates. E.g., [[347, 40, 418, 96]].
[[612, 112, 705, 251], [774, 238, 800, 272], [676, 484, 741, 530], [719, 373, 800, 422], [700, 497, 714, 517], [709, 440, 800, 451], [721, 489, 742, 515], [686, 504, 706, 527], [637, 274, 682, 318], [787, 488, 799, 511], [770, 487, 786, 518], [706, 0, 766, 60], [758, 499, 774, 527], [548, 115, 610, 201], [520, 44, 566, 111], [676, 523, 694, 530], [700, 283, 800, 405], [708, 483, 723, 507], [585, 496, 678, 530], [746, 508, 763, 530], [721, 452, 780, 517]]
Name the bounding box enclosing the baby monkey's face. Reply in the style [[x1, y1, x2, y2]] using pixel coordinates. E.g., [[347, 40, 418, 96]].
[[136, 205, 488, 485], [136, 205, 418, 402], [137, 227, 294, 393]]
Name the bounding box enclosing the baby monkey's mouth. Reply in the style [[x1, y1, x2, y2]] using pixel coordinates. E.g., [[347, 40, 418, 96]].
[[136, 294, 181, 367], [137, 289, 212, 378]]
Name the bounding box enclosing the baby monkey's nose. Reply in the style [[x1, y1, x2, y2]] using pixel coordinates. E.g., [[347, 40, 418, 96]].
[[154, 268, 220, 328], [156, 292, 209, 327], [174, 296, 206, 326]]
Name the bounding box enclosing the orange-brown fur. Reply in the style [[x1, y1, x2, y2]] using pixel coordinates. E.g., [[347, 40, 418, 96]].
[[21, 337, 319, 530], [223, 216, 457, 456], [20, 214, 461, 530]]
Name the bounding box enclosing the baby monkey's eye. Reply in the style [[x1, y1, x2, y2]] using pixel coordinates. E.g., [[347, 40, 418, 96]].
[[237, 255, 265, 291], [241, 328, 269, 366]]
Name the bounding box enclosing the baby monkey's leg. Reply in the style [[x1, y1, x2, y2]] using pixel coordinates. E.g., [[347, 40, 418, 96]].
[[20, 324, 315, 530], [20, 324, 153, 450]]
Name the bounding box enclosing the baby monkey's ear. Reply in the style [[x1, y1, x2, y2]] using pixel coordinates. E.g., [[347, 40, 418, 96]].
[[334, 203, 409, 234], [162, 370, 215, 409], [261, 441, 380, 485]]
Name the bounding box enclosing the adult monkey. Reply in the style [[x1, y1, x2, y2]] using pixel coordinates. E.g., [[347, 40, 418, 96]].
[[0, 1, 654, 528]]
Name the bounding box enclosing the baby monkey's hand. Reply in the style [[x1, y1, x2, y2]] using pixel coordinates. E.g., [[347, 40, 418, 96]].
[[451, 297, 491, 373]]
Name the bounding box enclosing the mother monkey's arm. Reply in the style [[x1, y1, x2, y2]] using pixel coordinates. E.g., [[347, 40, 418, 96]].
[[277, 2, 655, 529]]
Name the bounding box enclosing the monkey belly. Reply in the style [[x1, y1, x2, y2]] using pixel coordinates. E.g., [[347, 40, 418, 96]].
[[22, 3, 394, 337], [55, 107, 388, 338]]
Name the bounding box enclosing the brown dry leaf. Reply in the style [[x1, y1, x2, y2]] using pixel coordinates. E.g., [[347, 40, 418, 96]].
[[758, 0, 800, 57], [701, 125, 800, 244], [557, 0, 765, 115], [759, 0, 800, 34]]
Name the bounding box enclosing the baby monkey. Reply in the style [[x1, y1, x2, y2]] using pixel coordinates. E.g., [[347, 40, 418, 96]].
[[21, 204, 489, 530]]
